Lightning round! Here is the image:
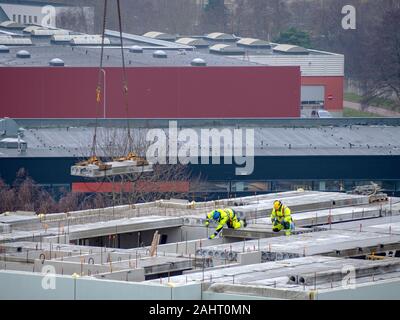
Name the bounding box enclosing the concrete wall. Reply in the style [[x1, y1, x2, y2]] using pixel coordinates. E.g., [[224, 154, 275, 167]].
[[202, 292, 271, 300], [316, 279, 400, 300], [33, 259, 119, 276], [94, 268, 145, 282], [181, 225, 209, 241], [0, 261, 35, 272], [0, 270, 201, 300]]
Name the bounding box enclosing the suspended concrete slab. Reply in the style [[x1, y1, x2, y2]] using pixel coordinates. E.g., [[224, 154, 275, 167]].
[[71, 160, 153, 178]]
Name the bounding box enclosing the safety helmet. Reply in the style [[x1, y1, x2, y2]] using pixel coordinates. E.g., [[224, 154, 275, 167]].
[[212, 211, 221, 220], [273, 200, 282, 211]]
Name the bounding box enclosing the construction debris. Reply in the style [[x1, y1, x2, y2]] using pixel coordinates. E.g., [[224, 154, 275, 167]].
[[348, 182, 389, 203]]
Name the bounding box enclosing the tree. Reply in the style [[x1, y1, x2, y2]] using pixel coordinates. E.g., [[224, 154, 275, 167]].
[[231, 0, 291, 40], [365, 6, 400, 103], [0, 178, 16, 213], [56, 7, 91, 33], [274, 27, 311, 47], [200, 0, 229, 33]]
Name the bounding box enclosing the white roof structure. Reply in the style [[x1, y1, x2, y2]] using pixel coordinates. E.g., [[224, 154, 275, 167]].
[[31, 29, 70, 36], [0, 20, 24, 29], [273, 44, 309, 54], [23, 25, 42, 33], [69, 35, 111, 46], [49, 58, 65, 66], [142, 31, 176, 41], [237, 37, 270, 47], [16, 49, 30, 58], [0, 36, 32, 45], [175, 37, 208, 47], [0, 44, 9, 52], [209, 43, 245, 55], [205, 32, 236, 41], [191, 58, 207, 66]]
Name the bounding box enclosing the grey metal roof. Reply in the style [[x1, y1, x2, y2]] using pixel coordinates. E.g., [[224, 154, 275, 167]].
[[0, 27, 341, 68], [0, 28, 258, 67], [0, 43, 257, 67], [1, 121, 400, 158]]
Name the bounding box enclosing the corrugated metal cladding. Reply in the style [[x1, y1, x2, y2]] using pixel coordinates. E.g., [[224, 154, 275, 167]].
[[0, 66, 300, 118], [239, 54, 344, 77]]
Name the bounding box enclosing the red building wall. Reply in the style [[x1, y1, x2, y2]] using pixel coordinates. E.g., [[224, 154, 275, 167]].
[[0, 66, 300, 118], [301, 76, 344, 113]]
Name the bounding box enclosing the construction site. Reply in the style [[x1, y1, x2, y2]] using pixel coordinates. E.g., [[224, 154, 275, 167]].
[[1, 0, 400, 303], [1, 187, 400, 300]]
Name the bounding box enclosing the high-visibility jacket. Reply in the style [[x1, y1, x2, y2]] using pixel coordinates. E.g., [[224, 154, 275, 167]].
[[206, 208, 240, 237], [271, 205, 292, 224]]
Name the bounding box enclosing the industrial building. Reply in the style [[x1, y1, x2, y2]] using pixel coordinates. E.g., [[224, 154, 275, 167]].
[[0, 0, 94, 32], [1, 117, 400, 197], [0, 23, 345, 118], [0, 9, 399, 302], [1, 190, 400, 299]]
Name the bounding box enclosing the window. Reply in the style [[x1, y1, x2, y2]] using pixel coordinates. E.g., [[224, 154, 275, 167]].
[[231, 181, 271, 192], [34, 16, 38, 23], [23, 15, 26, 24], [18, 15, 21, 23], [13, 14, 16, 22], [29, 16, 32, 24]]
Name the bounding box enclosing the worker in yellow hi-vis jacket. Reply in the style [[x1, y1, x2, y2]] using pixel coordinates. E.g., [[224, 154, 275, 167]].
[[270, 200, 295, 236], [205, 208, 247, 239]]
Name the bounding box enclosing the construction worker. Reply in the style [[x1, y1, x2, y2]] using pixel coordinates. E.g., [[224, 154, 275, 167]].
[[270, 200, 295, 236], [205, 208, 247, 239]]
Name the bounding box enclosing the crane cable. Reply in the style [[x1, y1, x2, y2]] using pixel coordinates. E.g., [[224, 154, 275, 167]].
[[116, 0, 133, 154], [91, 0, 109, 160]]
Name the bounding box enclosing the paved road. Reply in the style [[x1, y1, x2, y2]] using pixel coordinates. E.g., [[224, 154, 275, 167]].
[[344, 101, 400, 117]]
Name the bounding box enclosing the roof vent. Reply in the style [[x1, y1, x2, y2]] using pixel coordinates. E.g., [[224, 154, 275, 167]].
[[0, 45, 10, 53], [49, 58, 65, 66], [16, 50, 31, 58], [129, 45, 143, 53], [191, 58, 207, 66], [153, 50, 167, 58]]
